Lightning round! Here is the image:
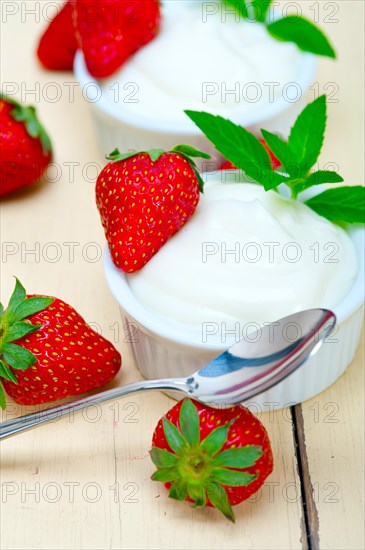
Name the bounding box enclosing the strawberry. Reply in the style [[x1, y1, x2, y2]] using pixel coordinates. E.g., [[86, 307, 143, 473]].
[[220, 138, 281, 171], [72, 0, 161, 78], [37, 1, 78, 71], [0, 279, 121, 408], [0, 96, 52, 197], [96, 145, 210, 273], [150, 398, 273, 522]]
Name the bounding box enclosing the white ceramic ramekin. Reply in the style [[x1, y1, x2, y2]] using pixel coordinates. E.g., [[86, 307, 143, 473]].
[[103, 183, 364, 411], [74, 50, 317, 168]]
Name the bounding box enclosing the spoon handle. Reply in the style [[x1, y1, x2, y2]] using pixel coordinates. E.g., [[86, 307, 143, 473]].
[[0, 378, 189, 440]]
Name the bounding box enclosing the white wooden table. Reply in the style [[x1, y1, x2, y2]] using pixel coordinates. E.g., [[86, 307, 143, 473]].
[[1, 2, 364, 548]]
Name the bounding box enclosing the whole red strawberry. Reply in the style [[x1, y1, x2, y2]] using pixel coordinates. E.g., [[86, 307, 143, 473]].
[[150, 398, 273, 522], [0, 96, 52, 197], [37, 1, 78, 71], [72, 0, 161, 78], [96, 145, 210, 273], [220, 138, 281, 171], [0, 279, 121, 408]]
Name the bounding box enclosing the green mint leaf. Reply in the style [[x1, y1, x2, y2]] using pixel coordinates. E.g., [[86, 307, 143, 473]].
[[293, 170, 344, 195], [3, 321, 40, 343], [169, 479, 188, 501], [0, 360, 18, 384], [288, 95, 327, 177], [10, 297, 53, 324], [266, 16, 336, 58], [187, 483, 206, 507], [305, 186, 365, 223], [224, 0, 248, 19], [0, 303, 4, 318], [0, 381, 6, 410], [252, 0, 272, 22], [200, 420, 234, 456], [162, 418, 187, 454], [213, 445, 263, 468], [151, 467, 180, 482], [2, 343, 37, 370], [149, 448, 178, 468], [260, 129, 298, 176], [179, 399, 200, 447], [206, 482, 235, 522], [185, 111, 286, 190], [211, 468, 257, 486], [172, 145, 211, 160]]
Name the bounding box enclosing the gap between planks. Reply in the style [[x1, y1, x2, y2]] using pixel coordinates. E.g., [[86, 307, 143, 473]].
[[291, 404, 320, 550]]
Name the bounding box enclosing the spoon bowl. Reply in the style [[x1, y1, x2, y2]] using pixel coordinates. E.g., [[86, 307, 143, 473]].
[[0, 309, 335, 440]]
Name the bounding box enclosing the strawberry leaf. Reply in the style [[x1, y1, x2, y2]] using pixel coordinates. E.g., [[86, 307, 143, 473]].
[[211, 468, 257, 486], [9, 101, 52, 154], [305, 186, 365, 223], [288, 95, 327, 177], [2, 343, 37, 370], [150, 448, 178, 468], [151, 467, 180, 482], [179, 399, 200, 446], [162, 417, 187, 454], [188, 483, 206, 507], [3, 322, 40, 343], [0, 360, 18, 384], [266, 16, 336, 58], [147, 149, 166, 162], [213, 445, 263, 468], [10, 297, 53, 324], [6, 278, 26, 316], [206, 482, 235, 522], [169, 479, 188, 501], [171, 145, 211, 160], [106, 149, 139, 162], [0, 381, 6, 410], [200, 420, 234, 457]]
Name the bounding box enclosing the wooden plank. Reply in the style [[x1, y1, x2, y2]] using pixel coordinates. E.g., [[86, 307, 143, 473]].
[[298, 331, 365, 550]]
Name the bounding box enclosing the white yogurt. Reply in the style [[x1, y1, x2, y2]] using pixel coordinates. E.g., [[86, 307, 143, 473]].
[[127, 178, 357, 329], [102, 1, 304, 126]]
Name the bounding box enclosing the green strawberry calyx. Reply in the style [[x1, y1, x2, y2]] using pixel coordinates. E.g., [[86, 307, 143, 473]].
[[0, 93, 53, 155], [150, 399, 263, 522], [0, 278, 53, 409], [106, 144, 211, 193]]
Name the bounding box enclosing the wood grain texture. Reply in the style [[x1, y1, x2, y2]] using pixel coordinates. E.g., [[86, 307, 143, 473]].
[[0, 2, 364, 549]]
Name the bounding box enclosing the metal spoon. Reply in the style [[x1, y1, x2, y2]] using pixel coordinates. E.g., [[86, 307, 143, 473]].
[[0, 308, 335, 440]]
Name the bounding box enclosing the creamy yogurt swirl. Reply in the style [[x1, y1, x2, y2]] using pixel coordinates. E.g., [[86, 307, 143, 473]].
[[102, 1, 305, 126], [127, 177, 357, 331]]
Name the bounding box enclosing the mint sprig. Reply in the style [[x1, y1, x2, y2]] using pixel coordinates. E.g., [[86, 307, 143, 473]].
[[185, 95, 365, 224], [223, 0, 336, 58]]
